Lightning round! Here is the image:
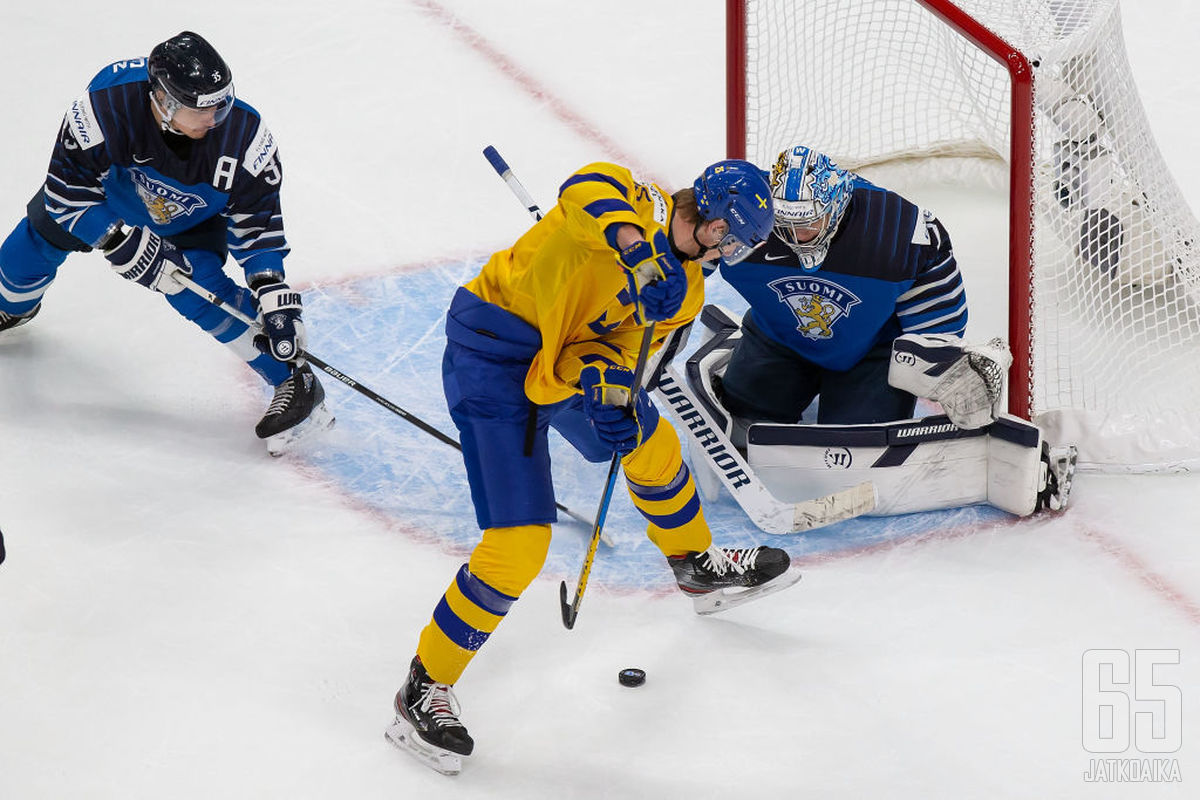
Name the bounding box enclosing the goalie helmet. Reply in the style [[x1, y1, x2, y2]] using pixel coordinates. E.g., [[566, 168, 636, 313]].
[[769, 145, 855, 270], [148, 31, 235, 128], [693, 160, 774, 267]]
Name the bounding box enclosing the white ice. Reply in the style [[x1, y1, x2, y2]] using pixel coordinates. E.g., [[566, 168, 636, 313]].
[[1, 2, 1198, 798]]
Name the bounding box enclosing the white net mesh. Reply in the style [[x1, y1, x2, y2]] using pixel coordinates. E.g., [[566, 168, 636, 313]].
[[741, 0, 1200, 471]]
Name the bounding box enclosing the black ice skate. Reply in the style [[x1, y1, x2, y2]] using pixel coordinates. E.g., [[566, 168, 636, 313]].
[[385, 656, 474, 776], [0, 303, 40, 334], [1036, 442, 1078, 512], [668, 544, 801, 615], [254, 362, 334, 456]]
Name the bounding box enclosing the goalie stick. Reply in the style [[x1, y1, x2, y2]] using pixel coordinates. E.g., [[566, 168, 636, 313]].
[[652, 364, 875, 534], [172, 274, 595, 525]]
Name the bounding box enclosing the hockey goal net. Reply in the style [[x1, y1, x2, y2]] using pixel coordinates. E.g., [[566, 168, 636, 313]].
[[727, 0, 1200, 472]]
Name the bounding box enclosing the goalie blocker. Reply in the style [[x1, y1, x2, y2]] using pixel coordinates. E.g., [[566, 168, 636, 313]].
[[677, 306, 1075, 518]]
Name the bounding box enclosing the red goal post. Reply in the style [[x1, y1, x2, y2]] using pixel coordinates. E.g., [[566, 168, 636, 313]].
[[726, 0, 1200, 472]]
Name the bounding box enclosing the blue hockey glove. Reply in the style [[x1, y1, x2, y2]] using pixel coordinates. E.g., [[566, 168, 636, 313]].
[[252, 279, 306, 362], [579, 363, 660, 455], [618, 230, 687, 322], [102, 226, 191, 295]]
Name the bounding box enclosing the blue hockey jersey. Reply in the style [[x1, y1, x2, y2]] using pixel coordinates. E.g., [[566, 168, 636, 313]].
[[719, 180, 967, 371], [45, 57, 289, 278]]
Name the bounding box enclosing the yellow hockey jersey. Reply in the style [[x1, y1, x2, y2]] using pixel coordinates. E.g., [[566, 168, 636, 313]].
[[466, 162, 704, 405]]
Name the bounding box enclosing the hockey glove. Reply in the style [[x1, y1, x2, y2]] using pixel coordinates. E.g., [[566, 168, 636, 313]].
[[102, 226, 191, 295], [579, 363, 660, 456], [888, 333, 1013, 429], [618, 230, 687, 322], [252, 278, 306, 362]]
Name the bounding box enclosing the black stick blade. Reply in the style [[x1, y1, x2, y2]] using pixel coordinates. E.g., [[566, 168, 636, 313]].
[[559, 580, 576, 629]]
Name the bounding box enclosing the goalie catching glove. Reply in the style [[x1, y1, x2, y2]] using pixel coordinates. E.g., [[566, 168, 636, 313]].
[[102, 225, 192, 295], [251, 276, 306, 362], [618, 229, 687, 322], [579, 363, 659, 455], [888, 333, 1013, 430]]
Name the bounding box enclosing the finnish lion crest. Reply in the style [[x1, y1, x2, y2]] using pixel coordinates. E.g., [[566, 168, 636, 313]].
[[130, 169, 207, 225], [767, 276, 861, 340]]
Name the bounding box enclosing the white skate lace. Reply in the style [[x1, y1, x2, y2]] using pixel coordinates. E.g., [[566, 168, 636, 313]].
[[700, 546, 761, 577], [263, 378, 296, 417], [416, 681, 466, 730]]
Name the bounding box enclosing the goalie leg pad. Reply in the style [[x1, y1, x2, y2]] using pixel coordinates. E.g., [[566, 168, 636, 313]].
[[748, 416, 991, 515], [985, 416, 1044, 516], [746, 413, 1053, 517]]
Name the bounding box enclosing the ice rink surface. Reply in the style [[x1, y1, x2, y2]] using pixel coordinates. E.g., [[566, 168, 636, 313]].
[[1, 1, 1198, 798]]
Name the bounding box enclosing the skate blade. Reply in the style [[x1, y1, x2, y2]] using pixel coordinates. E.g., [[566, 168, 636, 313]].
[[385, 717, 464, 776], [264, 402, 336, 457], [691, 569, 803, 616]]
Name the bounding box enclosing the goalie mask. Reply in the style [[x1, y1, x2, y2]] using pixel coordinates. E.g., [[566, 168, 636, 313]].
[[692, 160, 774, 270], [769, 145, 855, 270], [148, 31, 235, 131]]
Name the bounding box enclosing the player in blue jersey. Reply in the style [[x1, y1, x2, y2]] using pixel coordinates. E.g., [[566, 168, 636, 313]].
[[0, 31, 332, 454], [676, 144, 1075, 522], [717, 144, 971, 431]]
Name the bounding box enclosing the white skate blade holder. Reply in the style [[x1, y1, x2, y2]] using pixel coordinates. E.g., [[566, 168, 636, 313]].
[[264, 401, 335, 456], [385, 716, 465, 776], [690, 569, 803, 615]]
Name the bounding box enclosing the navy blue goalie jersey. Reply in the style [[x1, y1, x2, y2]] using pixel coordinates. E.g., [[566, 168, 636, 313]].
[[719, 180, 967, 371], [46, 57, 289, 278]]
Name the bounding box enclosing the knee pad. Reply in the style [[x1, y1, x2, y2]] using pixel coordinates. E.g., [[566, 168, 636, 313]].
[[621, 418, 683, 486], [467, 524, 552, 598]]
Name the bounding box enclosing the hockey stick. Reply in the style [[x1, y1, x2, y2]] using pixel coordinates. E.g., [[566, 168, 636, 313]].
[[652, 364, 875, 533], [482, 145, 543, 221], [559, 322, 656, 630], [171, 273, 594, 525]]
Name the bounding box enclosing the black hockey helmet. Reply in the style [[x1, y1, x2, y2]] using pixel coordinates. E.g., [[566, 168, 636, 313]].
[[148, 31, 235, 125]]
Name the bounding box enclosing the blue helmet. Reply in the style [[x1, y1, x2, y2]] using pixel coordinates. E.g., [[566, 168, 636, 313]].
[[693, 159, 773, 265], [769, 145, 855, 269]]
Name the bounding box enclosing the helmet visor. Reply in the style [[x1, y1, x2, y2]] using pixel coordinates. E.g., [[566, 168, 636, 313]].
[[193, 83, 235, 124], [160, 81, 235, 127], [714, 229, 759, 266]]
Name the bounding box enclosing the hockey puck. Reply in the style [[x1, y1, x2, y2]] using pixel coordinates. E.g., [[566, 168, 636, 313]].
[[618, 668, 646, 687]]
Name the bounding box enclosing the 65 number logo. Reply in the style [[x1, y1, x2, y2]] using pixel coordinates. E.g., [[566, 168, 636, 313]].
[[1082, 649, 1182, 754]]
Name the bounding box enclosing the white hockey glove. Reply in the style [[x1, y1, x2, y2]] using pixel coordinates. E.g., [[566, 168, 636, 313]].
[[888, 333, 1013, 430], [252, 277, 306, 362], [102, 226, 191, 295]]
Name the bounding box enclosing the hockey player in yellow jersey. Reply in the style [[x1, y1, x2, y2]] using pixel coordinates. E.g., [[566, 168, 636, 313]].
[[386, 159, 795, 774]]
